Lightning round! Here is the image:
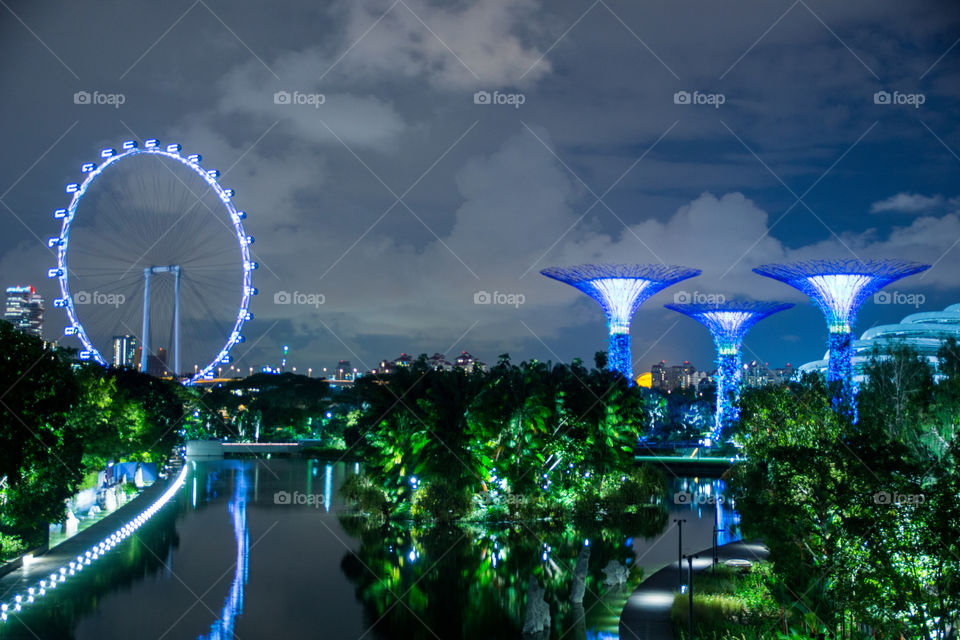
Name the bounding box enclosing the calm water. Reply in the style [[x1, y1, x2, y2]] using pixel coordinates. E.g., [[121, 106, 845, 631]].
[[0, 459, 738, 639]]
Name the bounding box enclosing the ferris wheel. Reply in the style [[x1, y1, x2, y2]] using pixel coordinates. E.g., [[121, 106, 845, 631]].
[[47, 139, 257, 384]]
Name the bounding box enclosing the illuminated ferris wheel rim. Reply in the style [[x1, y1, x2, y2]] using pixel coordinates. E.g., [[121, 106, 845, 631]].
[[47, 138, 258, 385]]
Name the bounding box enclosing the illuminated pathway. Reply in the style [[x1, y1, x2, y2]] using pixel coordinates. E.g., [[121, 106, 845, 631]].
[[619, 539, 769, 639]]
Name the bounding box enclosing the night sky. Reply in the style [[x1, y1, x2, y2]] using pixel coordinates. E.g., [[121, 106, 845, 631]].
[[1, 0, 959, 376]]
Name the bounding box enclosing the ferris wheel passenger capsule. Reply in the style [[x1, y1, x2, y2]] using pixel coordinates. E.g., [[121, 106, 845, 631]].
[[245, 236, 254, 245], [78, 351, 92, 360], [166, 143, 181, 153], [122, 140, 138, 150], [187, 154, 201, 163], [66, 183, 79, 193], [81, 163, 96, 173], [144, 139, 159, 149], [54, 208, 67, 218], [47, 237, 62, 247], [100, 148, 115, 159], [63, 326, 76, 336], [47, 268, 63, 278], [207, 169, 219, 178], [236, 210, 247, 219], [53, 298, 67, 308], [223, 188, 234, 198]]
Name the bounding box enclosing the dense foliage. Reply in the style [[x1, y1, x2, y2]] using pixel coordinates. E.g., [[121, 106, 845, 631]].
[[0, 322, 183, 559], [731, 339, 960, 639], [342, 355, 668, 522]]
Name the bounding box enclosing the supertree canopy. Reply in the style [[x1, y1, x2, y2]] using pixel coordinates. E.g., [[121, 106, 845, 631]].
[[664, 300, 794, 443], [541, 263, 700, 380], [753, 259, 929, 417]]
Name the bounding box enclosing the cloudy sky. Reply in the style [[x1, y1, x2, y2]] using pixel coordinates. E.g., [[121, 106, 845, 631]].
[[1, 0, 959, 376]]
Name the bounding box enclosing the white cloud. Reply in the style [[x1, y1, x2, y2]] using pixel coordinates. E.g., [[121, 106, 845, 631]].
[[870, 192, 944, 214]]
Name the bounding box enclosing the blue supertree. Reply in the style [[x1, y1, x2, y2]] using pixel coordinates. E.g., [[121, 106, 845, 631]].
[[664, 300, 793, 442], [541, 263, 700, 381], [753, 259, 929, 418]]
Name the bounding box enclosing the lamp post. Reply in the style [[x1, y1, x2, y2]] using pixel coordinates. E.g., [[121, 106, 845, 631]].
[[685, 554, 698, 639], [674, 518, 686, 590]]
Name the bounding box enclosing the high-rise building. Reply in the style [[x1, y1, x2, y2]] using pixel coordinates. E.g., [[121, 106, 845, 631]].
[[650, 360, 704, 392], [4, 285, 43, 338], [147, 347, 168, 377], [112, 335, 139, 369], [335, 360, 355, 381]]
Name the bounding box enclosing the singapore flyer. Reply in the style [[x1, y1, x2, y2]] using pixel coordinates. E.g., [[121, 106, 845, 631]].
[[47, 139, 257, 384]]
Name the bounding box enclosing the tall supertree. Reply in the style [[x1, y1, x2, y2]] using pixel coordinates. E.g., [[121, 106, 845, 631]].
[[753, 259, 929, 417], [541, 263, 700, 381], [664, 300, 794, 442]]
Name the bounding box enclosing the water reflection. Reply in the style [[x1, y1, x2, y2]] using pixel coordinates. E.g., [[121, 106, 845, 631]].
[[0, 461, 737, 640], [198, 466, 248, 640], [337, 506, 670, 640]]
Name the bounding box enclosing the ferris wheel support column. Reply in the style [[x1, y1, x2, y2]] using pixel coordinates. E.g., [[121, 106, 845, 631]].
[[140, 268, 151, 373], [173, 265, 181, 378]]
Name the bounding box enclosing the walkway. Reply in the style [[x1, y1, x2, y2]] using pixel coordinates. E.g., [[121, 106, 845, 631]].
[[619, 539, 769, 640], [0, 470, 177, 600]]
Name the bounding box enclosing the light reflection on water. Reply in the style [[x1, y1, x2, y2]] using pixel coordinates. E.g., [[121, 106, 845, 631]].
[[0, 460, 737, 640]]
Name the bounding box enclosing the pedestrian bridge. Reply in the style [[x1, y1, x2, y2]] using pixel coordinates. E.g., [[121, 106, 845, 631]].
[[185, 440, 321, 459]]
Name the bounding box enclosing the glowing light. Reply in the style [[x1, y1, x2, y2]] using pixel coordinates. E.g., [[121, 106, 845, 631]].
[[51, 139, 254, 384], [542, 264, 700, 380], [666, 300, 792, 441], [0, 463, 187, 622], [755, 259, 929, 418]]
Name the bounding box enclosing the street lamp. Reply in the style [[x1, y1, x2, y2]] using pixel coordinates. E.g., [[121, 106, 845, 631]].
[[684, 554, 698, 639], [674, 518, 686, 590], [308, 368, 312, 377]]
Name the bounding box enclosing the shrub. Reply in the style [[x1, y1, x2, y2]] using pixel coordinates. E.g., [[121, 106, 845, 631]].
[[411, 481, 472, 523]]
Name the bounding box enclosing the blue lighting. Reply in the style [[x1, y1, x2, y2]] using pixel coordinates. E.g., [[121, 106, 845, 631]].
[[54, 208, 67, 218], [65, 183, 79, 193], [80, 163, 96, 173], [121, 140, 138, 150], [100, 148, 115, 159], [665, 300, 793, 441], [542, 264, 700, 381], [166, 143, 181, 153], [144, 139, 159, 148], [755, 260, 929, 419]]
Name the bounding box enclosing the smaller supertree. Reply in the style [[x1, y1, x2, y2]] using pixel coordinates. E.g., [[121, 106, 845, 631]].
[[541, 264, 700, 381], [665, 300, 793, 442], [753, 259, 929, 418]]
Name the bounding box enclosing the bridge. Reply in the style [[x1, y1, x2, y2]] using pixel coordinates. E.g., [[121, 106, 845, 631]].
[[185, 440, 323, 459]]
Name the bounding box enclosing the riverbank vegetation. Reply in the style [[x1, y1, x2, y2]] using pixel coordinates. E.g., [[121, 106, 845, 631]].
[[731, 339, 960, 639], [0, 322, 184, 560]]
